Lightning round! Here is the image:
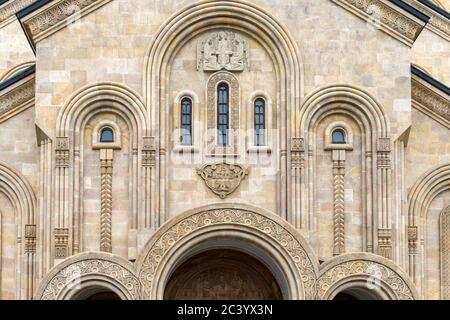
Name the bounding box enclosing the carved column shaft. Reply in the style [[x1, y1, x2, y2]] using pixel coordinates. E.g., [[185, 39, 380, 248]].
[[100, 149, 113, 253], [291, 138, 305, 229], [142, 137, 156, 230], [377, 138, 392, 259], [332, 151, 346, 256]]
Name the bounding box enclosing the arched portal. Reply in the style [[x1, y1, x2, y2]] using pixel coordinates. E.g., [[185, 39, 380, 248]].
[[163, 249, 282, 300], [136, 203, 319, 300]]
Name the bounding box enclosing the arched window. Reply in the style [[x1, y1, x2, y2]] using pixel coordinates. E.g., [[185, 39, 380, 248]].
[[180, 97, 192, 145], [217, 83, 229, 146], [100, 127, 114, 143], [254, 98, 266, 146], [332, 128, 346, 144]]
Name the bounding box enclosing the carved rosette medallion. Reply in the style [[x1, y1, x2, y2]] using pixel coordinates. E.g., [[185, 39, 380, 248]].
[[197, 163, 249, 198], [197, 31, 249, 72]]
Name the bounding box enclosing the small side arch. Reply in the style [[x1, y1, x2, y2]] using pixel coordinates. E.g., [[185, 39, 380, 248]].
[[316, 253, 418, 300], [35, 252, 140, 300]]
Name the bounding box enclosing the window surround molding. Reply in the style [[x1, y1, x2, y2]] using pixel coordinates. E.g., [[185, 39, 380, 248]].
[[92, 120, 122, 150], [173, 90, 200, 154], [206, 71, 240, 157], [246, 91, 273, 154], [324, 121, 354, 151]]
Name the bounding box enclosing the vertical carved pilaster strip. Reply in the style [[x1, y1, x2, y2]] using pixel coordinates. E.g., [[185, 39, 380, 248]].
[[55, 228, 69, 259], [332, 153, 346, 255], [142, 137, 156, 229], [100, 149, 113, 253], [291, 138, 305, 229], [24, 224, 36, 299], [54, 137, 70, 258], [377, 138, 392, 259], [440, 206, 450, 299], [408, 226, 418, 282]]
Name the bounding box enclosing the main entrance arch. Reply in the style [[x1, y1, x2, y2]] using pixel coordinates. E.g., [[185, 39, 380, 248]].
[[136, 203, 319, 300]]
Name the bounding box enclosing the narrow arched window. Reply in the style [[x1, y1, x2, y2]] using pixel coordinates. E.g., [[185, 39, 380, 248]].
[[100, 127, 114, 143], [180, 97, 192, 145], [217, 83, 229, 146], [254, 98, 266, 146], [332, 128, 346, 144]]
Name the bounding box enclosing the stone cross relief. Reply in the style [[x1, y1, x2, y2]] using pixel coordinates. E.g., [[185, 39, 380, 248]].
[[197, 31, 249, 72]]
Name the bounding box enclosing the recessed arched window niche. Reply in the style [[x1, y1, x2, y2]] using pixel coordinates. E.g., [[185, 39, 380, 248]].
[[172, 90, 200, 154], [246, 91, 273, 157], [92, 120, 122, 150], [324, 121, 354, 151]]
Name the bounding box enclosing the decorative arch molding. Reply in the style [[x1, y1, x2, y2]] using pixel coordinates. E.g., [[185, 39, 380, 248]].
[[0, 61, 34, 82], [0, 161, 37, 299], [54, 82, 155, 260], [143, 0, 304, 221], [35, 252, 140, 300], [292, 84, 392, 257], [136, 203, 319, 300], [316, 253, 418, 300], [407, 163, 450, 292]]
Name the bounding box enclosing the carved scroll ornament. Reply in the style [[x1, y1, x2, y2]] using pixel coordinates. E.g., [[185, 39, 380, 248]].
[[197, 163, 249, 199]]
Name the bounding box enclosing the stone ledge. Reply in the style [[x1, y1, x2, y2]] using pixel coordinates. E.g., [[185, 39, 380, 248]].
[[0, 0, 34, 28], [331, 0, 428, 46]]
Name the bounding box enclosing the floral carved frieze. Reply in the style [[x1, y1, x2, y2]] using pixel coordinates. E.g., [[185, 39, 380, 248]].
[[317, 260, 415, 300], [197, 31, 250, 72], [197, 163, 249, 199], [40, 258, 140, 300], [0, 0, 35, 25], [0, 78, 35, 123], [412, 78, 450, 128], [331, 0, 425, 45]]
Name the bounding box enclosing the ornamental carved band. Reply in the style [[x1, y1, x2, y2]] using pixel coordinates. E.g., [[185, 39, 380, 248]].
[[0, 0, 35, 25], [407, 225, 418, 254], [197, 31, 249, 72], [55, 228, 69, 258], [25, 224, 37, 253], [100, 150, 113, 253], [316, 260, 415, 300], [335, 0, 423, 43], [40, 258, 140, 300], [0, 79, 34, 119], [197, 163, 249, 199], [333, 159, 346, 255], [440, 206, 450, 300], [139, 208, 317, 299], [142, 137, 156, 167], [412, 79, 450, 127], [25, 0, 98, 36]]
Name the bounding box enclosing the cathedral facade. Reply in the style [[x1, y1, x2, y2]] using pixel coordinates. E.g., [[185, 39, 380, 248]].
[[0, 0, 449, 300]]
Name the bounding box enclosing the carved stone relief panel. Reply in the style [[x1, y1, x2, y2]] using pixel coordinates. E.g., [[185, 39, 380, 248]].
[[197, 31, 249, 72], [197, 163, 249, 199]]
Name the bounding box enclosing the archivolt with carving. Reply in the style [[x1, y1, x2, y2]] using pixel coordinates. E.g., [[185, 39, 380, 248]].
[[0, 161, 37, 299], [136, 204, 318, 300], [316, 253, 418, 300], [35, 253, 140, 300]]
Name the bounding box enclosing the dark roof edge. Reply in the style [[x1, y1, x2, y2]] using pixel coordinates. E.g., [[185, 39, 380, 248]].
[[418, 0, 450, 20], [411, 65, 450, 96], [0, 0, 11, 7], [16, 0, 51, 19], [0, 64, 35, 92], [390, 0, 431, 22]]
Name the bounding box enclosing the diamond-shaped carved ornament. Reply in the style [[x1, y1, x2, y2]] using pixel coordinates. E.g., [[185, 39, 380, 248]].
[[196, 163, 249, 199]]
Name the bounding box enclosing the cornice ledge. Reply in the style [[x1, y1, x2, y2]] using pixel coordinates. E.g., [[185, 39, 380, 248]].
[[403, 0, 450, 41], [0, 0, 34, 28], [19, 0, 112, 47], [411, 70, 450, 129], [331, 0, 428, 46], [0, 71, 35, 124]]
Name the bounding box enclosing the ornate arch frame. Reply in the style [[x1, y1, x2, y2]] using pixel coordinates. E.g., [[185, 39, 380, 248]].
[[54, 82, 153, 260], [316, 253, 418, 300], [143, 0, 304, 222], [35, 252, 140, 300], [135, 203, 319, 300], [291, 84, 392, 257], [407, 163, 450, 296], [0, 161, 37, 299]]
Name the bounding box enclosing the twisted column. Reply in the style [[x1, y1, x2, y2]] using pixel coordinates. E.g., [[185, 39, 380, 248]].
[[100, 149, 113, 253], [333, 157, 346, 255]]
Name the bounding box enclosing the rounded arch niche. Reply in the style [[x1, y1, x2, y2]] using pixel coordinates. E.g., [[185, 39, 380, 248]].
[[136, 203, 319, 300], [35, 253, 140, 300], [143, 0, 304, 220]]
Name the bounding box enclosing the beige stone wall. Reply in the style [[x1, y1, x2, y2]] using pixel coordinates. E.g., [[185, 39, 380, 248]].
[[0, 19, 34, 80], [0, 108, 39, 190], [412, 28, 450, 85]]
